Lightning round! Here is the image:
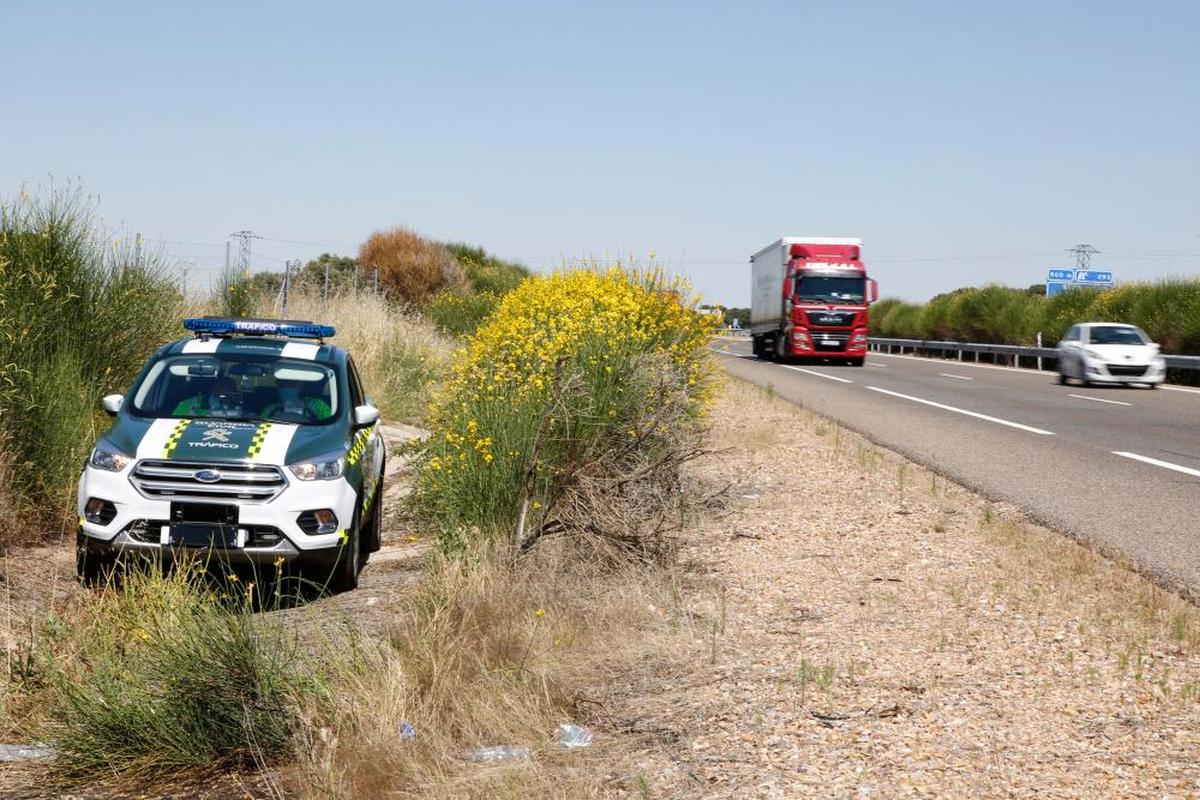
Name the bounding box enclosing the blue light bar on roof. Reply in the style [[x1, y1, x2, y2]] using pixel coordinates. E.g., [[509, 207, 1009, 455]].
[[183, 318, 336, 339]]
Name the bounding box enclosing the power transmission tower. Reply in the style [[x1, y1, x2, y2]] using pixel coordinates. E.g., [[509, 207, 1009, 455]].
[[229, 230, 262, 273], [1068, 244, 1099, 270]]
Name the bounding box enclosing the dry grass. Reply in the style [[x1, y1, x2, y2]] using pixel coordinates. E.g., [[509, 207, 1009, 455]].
[[293, 543, 686, 798], [359, 227, 466, 306], [617, 378, 1200, 795], [259, 289, 452, 423]]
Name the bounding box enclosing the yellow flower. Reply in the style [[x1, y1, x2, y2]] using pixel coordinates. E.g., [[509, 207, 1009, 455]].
[[535, 608, 545, 618]]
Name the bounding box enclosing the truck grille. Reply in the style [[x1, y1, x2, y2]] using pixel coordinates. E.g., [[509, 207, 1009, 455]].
[[1106, 364, 1148, 377], [806, 311, 856, 327], [810, 331, 850, 350], [130, 460, 287, 503]]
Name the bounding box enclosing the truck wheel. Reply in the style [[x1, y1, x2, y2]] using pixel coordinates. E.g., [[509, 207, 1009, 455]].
[[773, 335, 789, 363], [751, 336, 762, 358], [328, 510, 363, 593]]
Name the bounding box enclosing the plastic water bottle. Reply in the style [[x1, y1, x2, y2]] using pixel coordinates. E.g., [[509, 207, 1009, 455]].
[[556, 723, 593, 748], [467, 745, 531, 763]]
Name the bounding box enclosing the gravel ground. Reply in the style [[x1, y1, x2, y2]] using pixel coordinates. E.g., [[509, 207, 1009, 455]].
[[618, 379, 1200, 798]]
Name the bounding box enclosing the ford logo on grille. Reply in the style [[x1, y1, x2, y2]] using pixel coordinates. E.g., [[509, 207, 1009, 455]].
[[194, 469, 222, 483]]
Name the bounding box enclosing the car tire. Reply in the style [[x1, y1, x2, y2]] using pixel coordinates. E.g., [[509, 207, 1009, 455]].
[[363, 473, 384, 553], [328, 509, 362, 593], [848, 358, 864, 367], [75, 530, 113, 587], [1057, 371, 1067, 385], [1147, 382, 1158, 390]]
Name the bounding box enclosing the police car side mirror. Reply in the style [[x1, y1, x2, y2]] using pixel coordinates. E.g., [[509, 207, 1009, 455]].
[[353, 404, 380, 429], [101, 394, 124, 416]]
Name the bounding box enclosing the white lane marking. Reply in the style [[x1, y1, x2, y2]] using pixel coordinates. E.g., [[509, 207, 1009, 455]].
[[866, 363, 887, 368], [781, 365, 854, 384], [1068, 393, 1132, 407], [939, 373, 973, 381], [1162, 385, 1200, 395], [1113, 451, 1200, 478], [865, 386, 1055, 435]]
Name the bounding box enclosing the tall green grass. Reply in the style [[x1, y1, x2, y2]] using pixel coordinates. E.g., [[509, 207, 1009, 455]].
[[19, 563, 322, 779], [870, 280, 1200, 353], [444, 243, 530, 295], [0, 189, 180, 524]]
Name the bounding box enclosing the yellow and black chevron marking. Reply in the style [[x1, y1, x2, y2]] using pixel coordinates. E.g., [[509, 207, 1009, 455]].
[[247, 422, 272, 460], [338, 529, 350, 545], [362, 474, 379, 514], [346, 428, 371, 466], [162, 419, 192, 458]]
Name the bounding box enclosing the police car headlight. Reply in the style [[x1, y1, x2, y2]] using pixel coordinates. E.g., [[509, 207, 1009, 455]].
[[89, 440, 132, 472], [288, 452, 346, 481]]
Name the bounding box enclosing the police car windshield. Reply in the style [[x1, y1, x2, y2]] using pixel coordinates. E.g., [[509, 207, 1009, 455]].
[[129, 354, 339, 424]]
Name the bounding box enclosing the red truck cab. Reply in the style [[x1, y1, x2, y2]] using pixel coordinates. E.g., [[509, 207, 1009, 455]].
[[750, 237, 878, 366]]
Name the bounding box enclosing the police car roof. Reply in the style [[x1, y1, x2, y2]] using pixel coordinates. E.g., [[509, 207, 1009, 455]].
[[160, 335, 344, 364]]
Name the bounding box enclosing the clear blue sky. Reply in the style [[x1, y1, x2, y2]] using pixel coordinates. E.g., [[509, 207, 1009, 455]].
[[4, 0, 1197, 303]]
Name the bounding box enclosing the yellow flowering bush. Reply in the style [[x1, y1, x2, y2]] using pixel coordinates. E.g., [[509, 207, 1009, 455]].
[[414, 265, 717, 551]]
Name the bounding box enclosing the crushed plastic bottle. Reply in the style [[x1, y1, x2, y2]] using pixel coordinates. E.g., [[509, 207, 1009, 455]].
[[0, 744, 56, 762], [555, 723, 593, 749], [467, 745, 531, 763]]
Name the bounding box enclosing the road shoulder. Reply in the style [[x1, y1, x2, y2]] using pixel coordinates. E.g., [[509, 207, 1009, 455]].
[[626, 378, 1200, 796]]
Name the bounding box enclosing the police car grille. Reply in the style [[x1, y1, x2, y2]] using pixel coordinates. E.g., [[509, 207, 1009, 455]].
[[131, 460, 286, 502]]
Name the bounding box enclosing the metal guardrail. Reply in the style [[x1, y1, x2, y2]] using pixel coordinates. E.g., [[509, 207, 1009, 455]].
[[868, 337, 1200, 372]]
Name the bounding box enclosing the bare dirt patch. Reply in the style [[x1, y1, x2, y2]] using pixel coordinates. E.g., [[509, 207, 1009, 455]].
[[619, 378, 1200, 797]]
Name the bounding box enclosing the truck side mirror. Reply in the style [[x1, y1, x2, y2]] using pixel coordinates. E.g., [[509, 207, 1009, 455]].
[[101, 394, 124, 416], [867, 279, 879, 304]]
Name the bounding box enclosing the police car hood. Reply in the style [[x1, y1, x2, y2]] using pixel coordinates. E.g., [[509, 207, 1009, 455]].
[[113, 417, 344, 466]]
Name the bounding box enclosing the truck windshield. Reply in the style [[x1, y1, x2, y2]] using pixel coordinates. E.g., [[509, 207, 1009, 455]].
[[128, 354, 339, 424], [796, 276, 865, 304]]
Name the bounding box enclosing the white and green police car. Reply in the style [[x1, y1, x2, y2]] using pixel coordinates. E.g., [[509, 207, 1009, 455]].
[[77, 317, 385, 591]]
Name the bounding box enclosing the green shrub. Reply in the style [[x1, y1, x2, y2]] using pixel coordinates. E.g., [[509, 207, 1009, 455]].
[[872, 279, 1200, 353], [0, 189, 180, 522], [429, 289, 498, 336], [444, 243, 531, 296], [216, 265, 259, 318], [27, 564, 319, 778]]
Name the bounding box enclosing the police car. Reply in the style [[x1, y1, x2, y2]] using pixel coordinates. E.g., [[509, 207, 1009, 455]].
[[76, 317, 385, 591]]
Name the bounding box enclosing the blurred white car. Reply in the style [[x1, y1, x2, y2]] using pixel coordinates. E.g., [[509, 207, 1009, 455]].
[[1056, 323, 1166, 388]]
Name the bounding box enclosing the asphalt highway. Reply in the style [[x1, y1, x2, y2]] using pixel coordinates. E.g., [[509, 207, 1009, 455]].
[[714, 338, 1200, 595]]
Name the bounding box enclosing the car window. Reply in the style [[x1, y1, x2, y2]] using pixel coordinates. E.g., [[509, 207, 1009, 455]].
[[347, 357, 365, 407], [1087, 326, 1145, 346], [129, 354, 339, 424], [1063, 326, 1079, 342]]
